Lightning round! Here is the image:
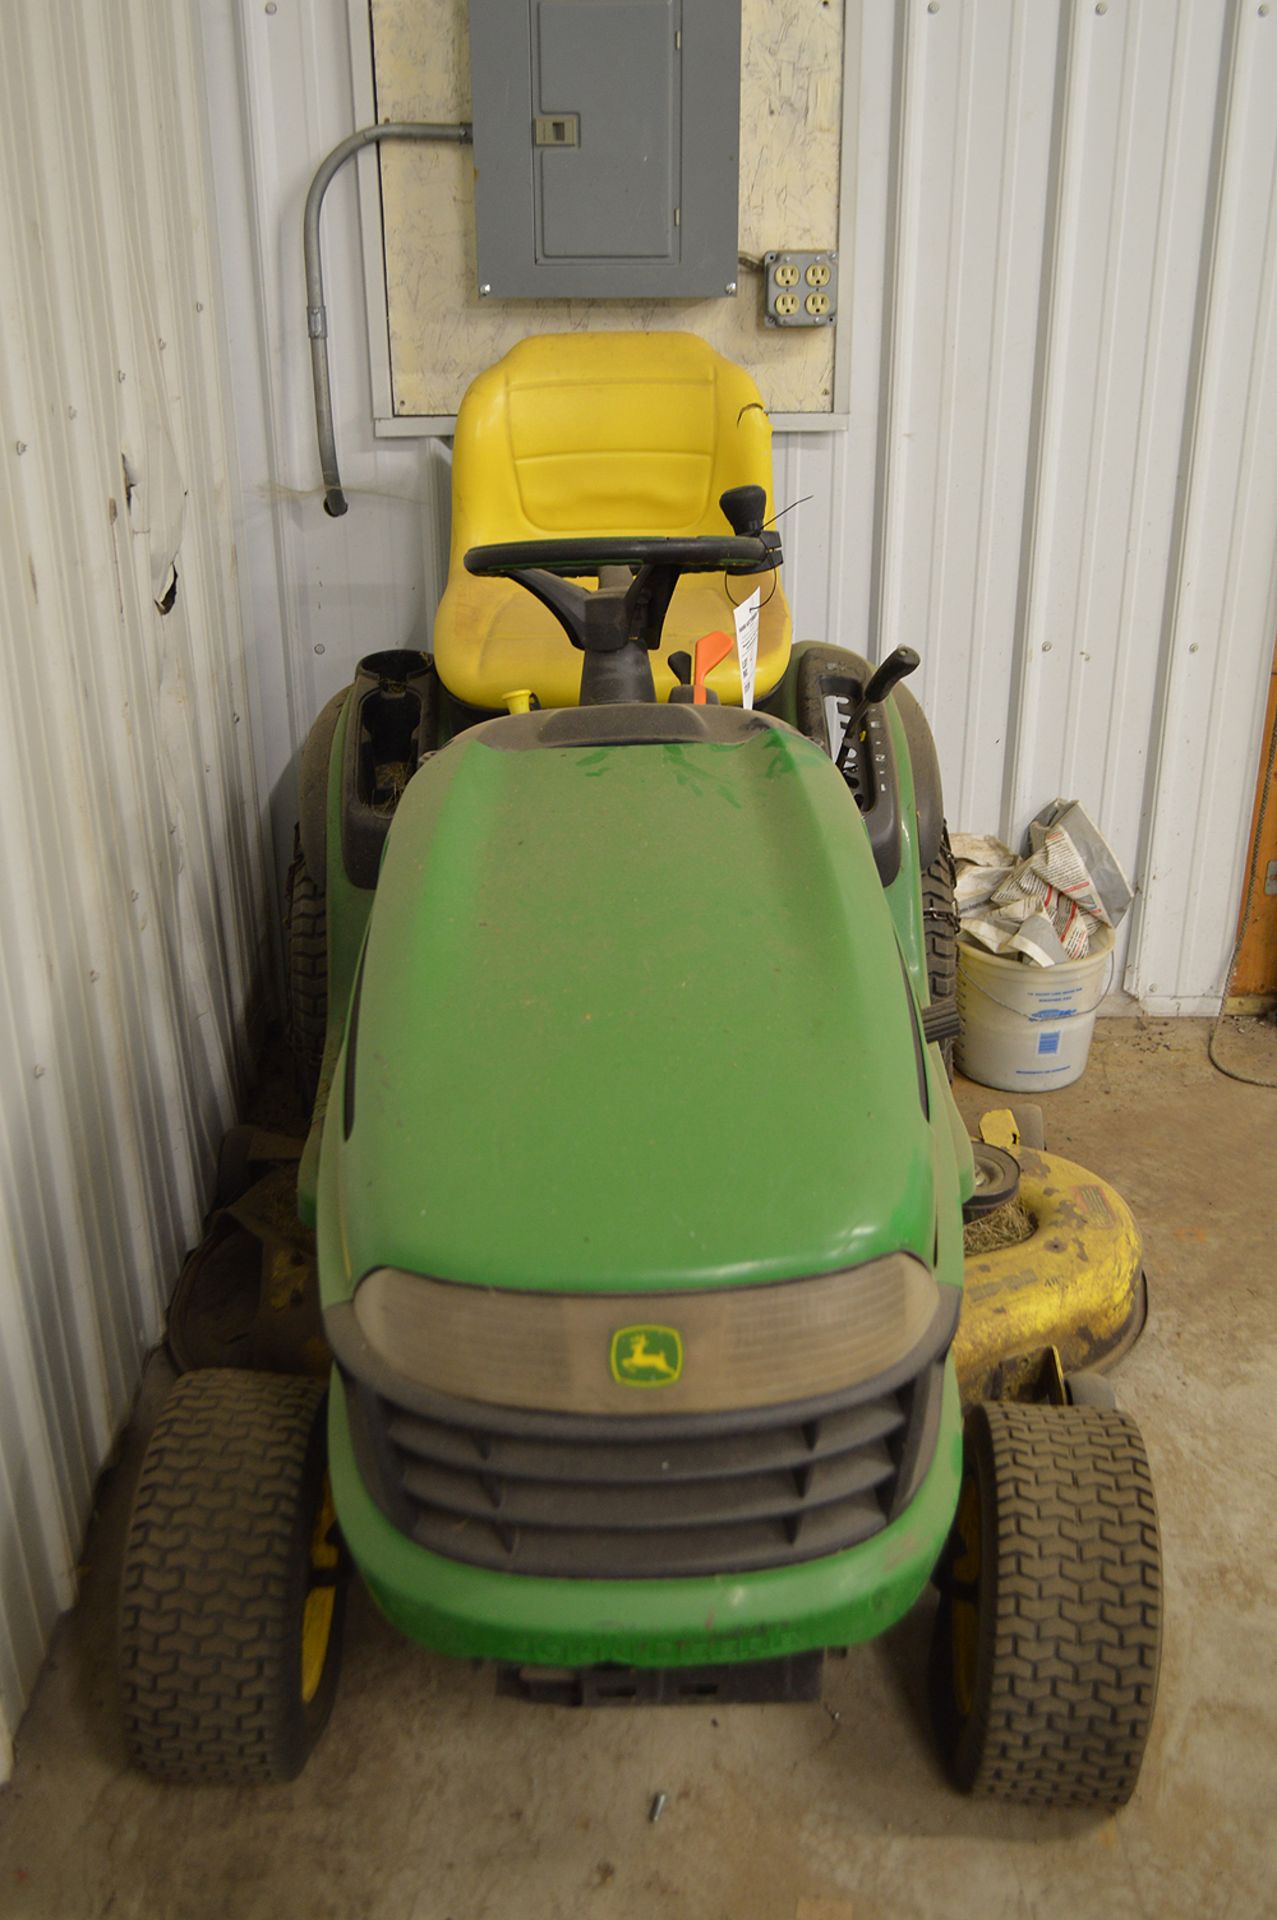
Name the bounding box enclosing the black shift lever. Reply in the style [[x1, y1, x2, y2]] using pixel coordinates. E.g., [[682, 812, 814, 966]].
[[835, 646, 920, 773]]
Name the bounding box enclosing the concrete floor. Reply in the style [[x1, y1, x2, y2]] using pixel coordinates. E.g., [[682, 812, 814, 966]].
[[1, 1017, 1275, 1920]]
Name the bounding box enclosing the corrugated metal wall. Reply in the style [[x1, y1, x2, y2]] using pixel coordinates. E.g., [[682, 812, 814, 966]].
[[219, 0, 1277, 1016], [0, 2, 268, 1776], [200, 0, 447, 884], [772, 0, 1277, 1014]]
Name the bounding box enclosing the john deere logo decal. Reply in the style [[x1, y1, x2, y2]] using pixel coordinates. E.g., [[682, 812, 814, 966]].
[[610, 1325, 683, 1388]]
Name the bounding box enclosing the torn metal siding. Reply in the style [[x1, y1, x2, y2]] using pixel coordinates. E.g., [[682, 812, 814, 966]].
[[0, 0, 268, 1774]]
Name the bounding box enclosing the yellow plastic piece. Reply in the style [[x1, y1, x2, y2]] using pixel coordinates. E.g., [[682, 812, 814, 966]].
[[954, 1147, 1145, 1406], [977, 1108, 1022, 1154], [502, 688, 534, 714], [434, 333, 793, 711], [300, 1477, 340, 1705]]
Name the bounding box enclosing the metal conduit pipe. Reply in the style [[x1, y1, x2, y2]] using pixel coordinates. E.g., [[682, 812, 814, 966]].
[[304, 122, 472, 517]]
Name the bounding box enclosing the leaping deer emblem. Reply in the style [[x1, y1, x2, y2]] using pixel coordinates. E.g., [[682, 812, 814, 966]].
[[622, 1332, 675, 1376], [611, 1325, 683, 1386]]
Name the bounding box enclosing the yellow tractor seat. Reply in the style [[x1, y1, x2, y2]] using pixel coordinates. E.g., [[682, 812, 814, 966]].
[[433, 333, 792, 711]]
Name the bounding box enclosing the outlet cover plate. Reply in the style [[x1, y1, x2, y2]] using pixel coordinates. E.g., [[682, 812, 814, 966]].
[[763, 250, 838, 327]]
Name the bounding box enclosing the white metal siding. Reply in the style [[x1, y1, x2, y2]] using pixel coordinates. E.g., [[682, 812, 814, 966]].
[[199, 0, 446, 884], [218, 0, 1277, 1017], [0, 1, 268, 1775], [779, 0, 1277, 1013]]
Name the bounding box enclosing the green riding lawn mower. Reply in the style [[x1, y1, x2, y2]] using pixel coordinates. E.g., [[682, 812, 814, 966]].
[[118, 334, 1161, 1807]]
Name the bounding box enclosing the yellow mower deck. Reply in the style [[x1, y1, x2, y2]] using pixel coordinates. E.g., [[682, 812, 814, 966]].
[[953, 1113, 1147, 1405]]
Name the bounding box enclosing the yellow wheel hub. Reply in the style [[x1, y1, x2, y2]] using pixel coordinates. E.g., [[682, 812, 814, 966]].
[[301, 1477, 340, 1706]]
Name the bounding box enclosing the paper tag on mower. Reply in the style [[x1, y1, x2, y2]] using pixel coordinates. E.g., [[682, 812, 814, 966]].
[[733, 589, 761, 710]]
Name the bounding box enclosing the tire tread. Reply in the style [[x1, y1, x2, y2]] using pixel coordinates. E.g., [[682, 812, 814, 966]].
[[118, 1370, 330, 1784], [922, 823, 959, 1077], [284, 839, 327, 1100], [953, 1401, 1162, 1808]]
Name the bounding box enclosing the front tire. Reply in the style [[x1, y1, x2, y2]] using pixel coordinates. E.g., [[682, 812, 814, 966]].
[[119, 1369, 346, 1784], [929, 1399, 1162, 1808]]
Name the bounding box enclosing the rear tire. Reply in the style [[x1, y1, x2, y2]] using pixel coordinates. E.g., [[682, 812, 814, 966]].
[[923, 824, 959, 1078], [929, 1399, 1162, 1808], [284, 834, 327, 1104], [119, 1370, 346, 1784]]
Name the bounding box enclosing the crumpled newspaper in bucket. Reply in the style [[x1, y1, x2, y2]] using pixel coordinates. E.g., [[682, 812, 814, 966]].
[[952, 803, 1133, 966]]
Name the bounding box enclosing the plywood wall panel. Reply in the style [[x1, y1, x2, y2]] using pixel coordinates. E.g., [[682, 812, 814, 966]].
[[371, 0, 843, 417]]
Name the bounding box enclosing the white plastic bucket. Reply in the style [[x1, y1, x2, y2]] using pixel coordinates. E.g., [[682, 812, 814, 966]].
[[955, 923, 1115, 1091]]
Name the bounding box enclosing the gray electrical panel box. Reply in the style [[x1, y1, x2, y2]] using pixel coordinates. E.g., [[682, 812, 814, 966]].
[[468, 0, 740, 299]]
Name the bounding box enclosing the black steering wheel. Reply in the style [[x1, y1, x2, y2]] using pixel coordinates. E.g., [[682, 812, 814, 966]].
[[464, 531, 776, 580], [460, 487, 781, 707], [463, 483, 780, 584]]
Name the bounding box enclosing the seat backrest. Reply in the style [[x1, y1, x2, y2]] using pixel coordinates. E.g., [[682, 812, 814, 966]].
[[448, 331, 777, 561]]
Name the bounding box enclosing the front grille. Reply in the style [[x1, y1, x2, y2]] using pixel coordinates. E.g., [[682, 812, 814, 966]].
[[346, 1360, 946, 1579]]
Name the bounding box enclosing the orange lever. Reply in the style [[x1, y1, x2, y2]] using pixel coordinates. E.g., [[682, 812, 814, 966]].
[[692, 630, 735, 705]]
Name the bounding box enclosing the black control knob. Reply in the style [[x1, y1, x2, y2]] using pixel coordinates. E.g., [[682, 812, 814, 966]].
[[719, 485, 767, 537]]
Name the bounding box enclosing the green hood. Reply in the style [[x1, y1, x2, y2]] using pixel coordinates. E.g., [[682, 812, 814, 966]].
[[324, 717, 934, 1296]]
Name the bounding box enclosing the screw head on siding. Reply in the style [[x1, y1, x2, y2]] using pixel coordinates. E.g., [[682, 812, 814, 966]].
[[15, 441, 27, 454], [1041, 642, 1053, 652]]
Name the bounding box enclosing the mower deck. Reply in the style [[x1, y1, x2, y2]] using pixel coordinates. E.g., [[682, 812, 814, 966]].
[[954, 1144, 1147, 1405]]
